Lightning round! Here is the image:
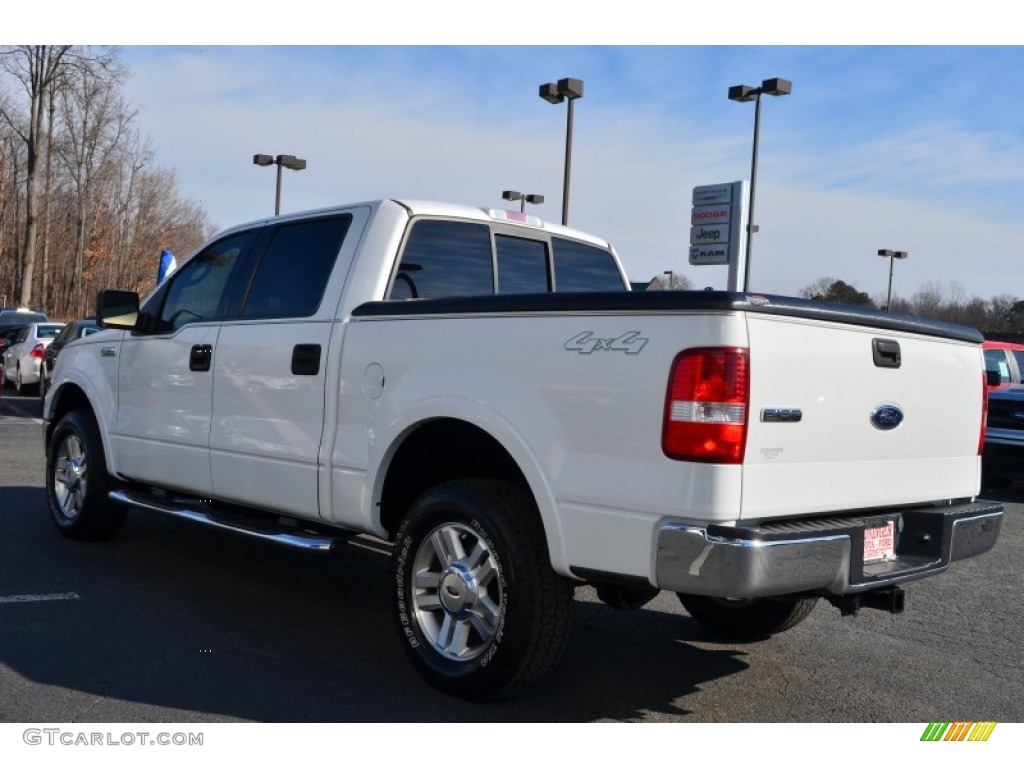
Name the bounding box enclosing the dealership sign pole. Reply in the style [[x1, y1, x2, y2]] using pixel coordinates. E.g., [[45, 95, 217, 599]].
[[689, 181, 749, 292]]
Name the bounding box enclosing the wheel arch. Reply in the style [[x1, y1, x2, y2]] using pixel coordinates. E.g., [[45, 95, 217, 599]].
[[376, 415, 570, 574], [46, 382, 119, 479]]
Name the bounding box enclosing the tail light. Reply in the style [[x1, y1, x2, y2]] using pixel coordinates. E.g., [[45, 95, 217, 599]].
[[30, 343, 45, 360], [663, 348, 750, 463]]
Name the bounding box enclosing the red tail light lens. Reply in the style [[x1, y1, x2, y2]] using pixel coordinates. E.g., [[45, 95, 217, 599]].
[[663, 348, 750, 463], [30, 343, 45, 359]]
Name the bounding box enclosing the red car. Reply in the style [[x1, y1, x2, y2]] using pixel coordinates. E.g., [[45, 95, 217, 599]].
[[983, 340, 1024, 389]]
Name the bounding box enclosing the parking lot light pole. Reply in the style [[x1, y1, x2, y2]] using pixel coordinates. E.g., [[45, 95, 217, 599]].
[[728, 77, 792, 291], [502, 190, 545, 213], [878, 249, 908, 310], [539, 77, 584, 226], [253, 153, 307, 215]]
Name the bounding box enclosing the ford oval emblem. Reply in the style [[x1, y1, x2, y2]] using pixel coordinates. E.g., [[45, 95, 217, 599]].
[[871, 404, 904, 431]]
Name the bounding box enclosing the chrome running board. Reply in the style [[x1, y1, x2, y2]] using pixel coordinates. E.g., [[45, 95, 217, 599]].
[[108, 488, 344, 553]]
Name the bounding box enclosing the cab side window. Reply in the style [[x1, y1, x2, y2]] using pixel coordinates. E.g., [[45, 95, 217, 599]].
[[389, 220, 493, 300], [243, 216, 352, 318], [156, 231, 254, 333]]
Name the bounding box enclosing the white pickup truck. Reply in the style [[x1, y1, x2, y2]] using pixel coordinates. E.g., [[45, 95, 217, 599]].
[[43, 199, 1003, 700]]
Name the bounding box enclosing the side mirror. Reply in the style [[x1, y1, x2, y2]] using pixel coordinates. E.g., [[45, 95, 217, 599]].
[[96, 289, 140, 330], [986, 369, 1003, 387]]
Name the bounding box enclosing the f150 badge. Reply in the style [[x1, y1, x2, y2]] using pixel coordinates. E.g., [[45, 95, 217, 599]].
[[564, 331, 648, 355]]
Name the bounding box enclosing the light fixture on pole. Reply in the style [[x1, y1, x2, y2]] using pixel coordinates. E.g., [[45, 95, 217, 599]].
[[539, 77, 584, 226], [502, 190, 545, 213], [727, 77, 792, 291], [253, 153, 307, 216], [878, 249, 908, 310]]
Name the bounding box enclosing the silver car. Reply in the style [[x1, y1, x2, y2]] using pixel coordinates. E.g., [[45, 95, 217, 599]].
[[1, 321, 65, 395]]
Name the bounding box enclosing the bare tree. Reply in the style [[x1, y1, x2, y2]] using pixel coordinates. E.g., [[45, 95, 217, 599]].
[[0, 45, 73, 306], [910, 282, 946, 319], [54, 50, 133, 314], [651, 272, 693, 290], [799, 277, 875, 307], [799, 276, 840, 300], [1, 48, 210, 317]]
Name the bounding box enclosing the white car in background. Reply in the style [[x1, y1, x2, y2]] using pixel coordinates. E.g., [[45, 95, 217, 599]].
[[1, 321, 65, 395]]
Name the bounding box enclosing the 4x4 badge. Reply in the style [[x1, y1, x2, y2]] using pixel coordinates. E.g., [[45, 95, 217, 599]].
[[565, 331, 648, 355]]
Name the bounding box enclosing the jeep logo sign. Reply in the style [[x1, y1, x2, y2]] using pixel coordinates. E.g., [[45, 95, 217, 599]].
[[689, 225, 728, 245]]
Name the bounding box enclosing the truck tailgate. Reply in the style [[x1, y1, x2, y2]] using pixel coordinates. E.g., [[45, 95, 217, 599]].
[[742, 313, 984, 519]]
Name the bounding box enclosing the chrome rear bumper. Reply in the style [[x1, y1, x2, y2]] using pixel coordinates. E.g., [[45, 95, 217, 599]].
[[655, 500, 1003, 598]]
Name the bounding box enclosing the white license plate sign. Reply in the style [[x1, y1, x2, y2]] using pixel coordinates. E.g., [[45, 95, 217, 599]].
[[863, 520, 895, 563]]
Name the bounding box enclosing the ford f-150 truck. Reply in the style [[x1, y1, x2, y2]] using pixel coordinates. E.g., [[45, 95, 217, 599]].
[[43, 199, 1003, 700]]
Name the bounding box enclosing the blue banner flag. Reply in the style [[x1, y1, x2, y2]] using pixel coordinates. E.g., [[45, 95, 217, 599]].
[[158, 249, 177, 284]]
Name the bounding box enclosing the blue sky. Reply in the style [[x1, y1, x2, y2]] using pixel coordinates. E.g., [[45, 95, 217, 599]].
[[15, 5, 1024, 303]]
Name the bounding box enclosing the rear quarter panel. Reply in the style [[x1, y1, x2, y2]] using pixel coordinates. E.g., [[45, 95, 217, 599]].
[[331, 310, 749, 577]]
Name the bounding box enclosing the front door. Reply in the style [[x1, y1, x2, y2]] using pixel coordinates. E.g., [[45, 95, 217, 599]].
[[111, 231, 255, 494]]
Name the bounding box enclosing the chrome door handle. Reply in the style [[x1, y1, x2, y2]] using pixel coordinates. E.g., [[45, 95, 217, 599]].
[[100, 345, 117, 357]]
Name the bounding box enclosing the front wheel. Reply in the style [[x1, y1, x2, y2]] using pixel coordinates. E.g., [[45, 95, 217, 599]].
[[393, 479, 573, 700], [677, 593, 818, 640], [46, 409, 127, 541]]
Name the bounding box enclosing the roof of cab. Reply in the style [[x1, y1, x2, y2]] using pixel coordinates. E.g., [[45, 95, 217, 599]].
[[216, 199, 612, 250]]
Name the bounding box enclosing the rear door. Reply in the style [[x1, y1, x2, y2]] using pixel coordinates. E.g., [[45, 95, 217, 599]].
[[210, 208, 366, 519]]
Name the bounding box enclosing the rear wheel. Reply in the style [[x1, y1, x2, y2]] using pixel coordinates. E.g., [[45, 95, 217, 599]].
[[15, 366, 37, 396], [677, 593, 818, 640], [393, 479, 573, 700], [46, 409, 127, 541]]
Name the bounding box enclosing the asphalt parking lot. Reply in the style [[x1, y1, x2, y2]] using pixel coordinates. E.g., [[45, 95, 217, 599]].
[[2, 391, 1022, 723]]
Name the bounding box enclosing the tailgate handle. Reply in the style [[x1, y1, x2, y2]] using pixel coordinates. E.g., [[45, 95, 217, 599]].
[[872, 338, 901, 369]]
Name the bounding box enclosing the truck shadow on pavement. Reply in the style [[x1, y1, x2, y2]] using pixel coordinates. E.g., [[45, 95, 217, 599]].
[[0, 486, 751, 723]]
